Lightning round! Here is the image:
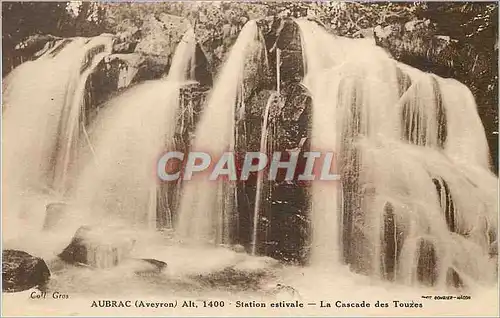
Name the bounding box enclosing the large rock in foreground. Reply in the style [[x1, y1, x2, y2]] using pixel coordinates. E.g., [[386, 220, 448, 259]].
[[2, 250, 50, 293], [58, 226, 136, 269]]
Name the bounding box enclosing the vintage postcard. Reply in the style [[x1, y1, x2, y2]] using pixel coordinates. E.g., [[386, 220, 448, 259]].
[[1, 1, 499, 317]]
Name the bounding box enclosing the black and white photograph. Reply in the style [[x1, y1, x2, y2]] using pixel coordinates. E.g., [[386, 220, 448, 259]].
[[1, 1, 499, 316]]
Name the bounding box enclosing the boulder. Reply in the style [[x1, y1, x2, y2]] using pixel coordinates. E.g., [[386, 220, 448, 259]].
[[104, 53, 143, 89], [58, 226, 91, 265], [141, 258, 168, 271], [110, 14, 212, 85], [131, 55, 171, 82], [58, 226, 135, 269], [132, 258, 168, 276], [134, 14, 191, 63], [112, 20, 141, 54], [2, 250, 50, 293]]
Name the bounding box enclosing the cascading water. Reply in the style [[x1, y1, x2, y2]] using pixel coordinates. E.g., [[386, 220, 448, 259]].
[[296, 19, 497, 287], [396, 63, 491, 168], [2, 36, 113, 238], [176, 20, 262, 245], [71, 28, 197, 229], [437, 76, 491, 168], [250, 92, 277, 255], [1, 12, 499, 318], [297, 19, 401, 267], [360, 139, 498, 287]]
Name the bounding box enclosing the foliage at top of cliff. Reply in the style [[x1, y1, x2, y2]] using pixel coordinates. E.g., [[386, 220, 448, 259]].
[[3, 1, 497, 88], [4, 2, 496, 55]]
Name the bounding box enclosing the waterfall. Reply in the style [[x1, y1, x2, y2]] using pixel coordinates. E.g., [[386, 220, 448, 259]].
[[396, 63, 490, 168], [72, 28, 196, 229], [2, 11, 496, 297], [2, 35, 113, 237], [361, 139, 498, 286], [176, 20, 261, 245], [296, 19, 497, 286], [437, 77, 491, 168], [251, 93, 277, 255], [53, 39, 115, 192], [297, 19, 400, 267]]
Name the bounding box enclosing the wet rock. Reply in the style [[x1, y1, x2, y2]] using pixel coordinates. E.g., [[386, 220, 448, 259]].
[[245, 44, 269, 97], [417, 239, 438, 286], [2, 250, 50, 293], [193, 44, 213, 87], [133, 258, 168, 276], [113, 41, 138, 55], [373, 19, 463, 78], [14, 34, 62, 59], [446, 268, 463, 289], [195, 11, 265, 74], [141, 258, 168, 271], [112, 21, 141, 54], [247, 89, 276, 119], [177, 83, 210, 134], [353, 27, 376, 40], [240, 90, 278, 163], [191, 254, 281, 290], [193, 265, 271, 291], [104, 53, 143, 89], [381, 202, 405, 281], [132, 55, 171, 82], [194, 267, 264, 290], [280, 84, 310, 122], [271, 18, 305, 86], [134, 14, 191, 62], [58, 226, 91, 265], [190, 255, 279, 291], [86, 53, 163, 108], [58, 226, 135, 269], [4, 34, 63, 76], [108, 13, 198, 83]]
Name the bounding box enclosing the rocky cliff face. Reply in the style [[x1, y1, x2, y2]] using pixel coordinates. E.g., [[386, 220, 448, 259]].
[[3, 9, 497, 269]]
